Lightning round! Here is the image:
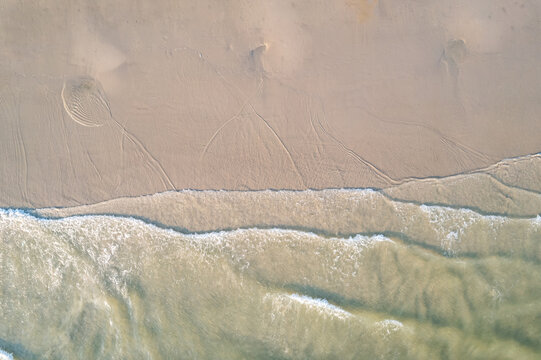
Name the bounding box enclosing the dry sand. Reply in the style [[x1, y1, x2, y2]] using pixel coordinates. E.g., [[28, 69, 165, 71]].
[[1, 0, 540, 208]]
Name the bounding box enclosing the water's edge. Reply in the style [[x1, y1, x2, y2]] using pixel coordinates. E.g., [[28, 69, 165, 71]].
[[1, 153, 541, 359]]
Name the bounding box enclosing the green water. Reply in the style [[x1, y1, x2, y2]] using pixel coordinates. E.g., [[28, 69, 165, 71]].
[[2, 155, 541, 359]]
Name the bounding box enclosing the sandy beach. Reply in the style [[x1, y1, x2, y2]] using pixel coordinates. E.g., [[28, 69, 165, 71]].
[[2, 1, 541, 359], [1, 0, 540, 208]]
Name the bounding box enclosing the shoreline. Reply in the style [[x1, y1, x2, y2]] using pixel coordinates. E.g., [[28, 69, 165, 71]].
[[2, 151, 540, 210]]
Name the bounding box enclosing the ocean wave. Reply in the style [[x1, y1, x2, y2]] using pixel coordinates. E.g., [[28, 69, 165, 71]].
[[2, 200, 541, 359], [264, 293, 352, 320], [14, 186, 541, 262]]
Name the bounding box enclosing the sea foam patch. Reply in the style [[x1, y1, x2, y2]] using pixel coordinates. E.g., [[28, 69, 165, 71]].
[[264, 293, 352, 320], [0, 348, 13, 360]]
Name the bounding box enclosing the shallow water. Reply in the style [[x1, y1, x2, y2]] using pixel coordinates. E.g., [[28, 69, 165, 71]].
[[2, 155, 541, 359]]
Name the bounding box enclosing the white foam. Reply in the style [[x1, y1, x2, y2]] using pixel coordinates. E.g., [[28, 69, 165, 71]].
[[265, 293, 352, 320], [347, 234, 393, 245], [0, 209, 394, 260], [0, 348, 13, 360], [419, 205, 480, 254], [375, 319, 404, 335]]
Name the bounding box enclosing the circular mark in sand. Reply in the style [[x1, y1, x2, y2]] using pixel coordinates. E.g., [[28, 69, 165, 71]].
[[61, 76, 112, 127]]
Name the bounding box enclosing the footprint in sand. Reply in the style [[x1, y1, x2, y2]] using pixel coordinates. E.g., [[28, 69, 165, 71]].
[[442, 39, 468, 78]]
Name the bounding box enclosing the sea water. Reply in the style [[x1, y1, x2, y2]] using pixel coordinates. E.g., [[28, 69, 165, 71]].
[[1, 155, 541, 359]]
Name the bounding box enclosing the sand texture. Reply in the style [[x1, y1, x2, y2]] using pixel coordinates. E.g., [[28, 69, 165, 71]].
[[1, 0, 540, 207]]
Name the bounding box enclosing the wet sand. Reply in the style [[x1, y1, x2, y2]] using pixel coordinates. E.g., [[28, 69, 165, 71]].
[[1, 0, 541, 208], [37, 153, 541, 227]]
